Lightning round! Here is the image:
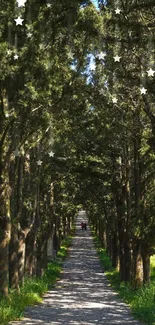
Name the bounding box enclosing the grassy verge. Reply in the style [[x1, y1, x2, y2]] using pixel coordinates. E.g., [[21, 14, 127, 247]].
[[0, 235, 73, 325], [93, 231, 155, 325]]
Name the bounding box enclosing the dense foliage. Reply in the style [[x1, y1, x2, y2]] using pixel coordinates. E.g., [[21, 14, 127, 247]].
[[1, 0, 155, 312], [0, 0, 102, 296]]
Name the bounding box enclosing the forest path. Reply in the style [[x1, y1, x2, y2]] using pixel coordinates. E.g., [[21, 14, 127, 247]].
[[11, 211, 143, 325]]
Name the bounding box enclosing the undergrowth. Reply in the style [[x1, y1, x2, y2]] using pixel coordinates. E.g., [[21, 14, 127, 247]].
[[92, 230, 155, 325], [0, 235, 73, 325]]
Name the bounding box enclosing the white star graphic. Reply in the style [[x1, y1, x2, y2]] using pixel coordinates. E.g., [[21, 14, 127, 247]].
[[37, 160, 43, 166], [7, 49, 12, 56], [13, 149, 20, 157], [17, 0, 26, 6], [68, 51, 73, 59], [147, 68, 155, 77], [27, 32, 32, 38], [140, 87, 147, 95], [99, 89, 104, 95], [115, 8, 121, 14], [14, 54, 19, 60], [49, 151, 54, 157], [112, 97, 118, 104], [114, 55, 121, 62], [97, 52, 106, 60], [14, 17, 24, 25]]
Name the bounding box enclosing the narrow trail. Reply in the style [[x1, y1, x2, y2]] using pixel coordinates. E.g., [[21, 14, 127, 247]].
[[11, 211, 143, 325]]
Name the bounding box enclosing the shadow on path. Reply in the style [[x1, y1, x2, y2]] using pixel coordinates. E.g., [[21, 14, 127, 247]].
[[11, 211, 143, 325]]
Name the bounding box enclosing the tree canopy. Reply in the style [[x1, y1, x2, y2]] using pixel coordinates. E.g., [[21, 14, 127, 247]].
[[0, 0, 155, 296]]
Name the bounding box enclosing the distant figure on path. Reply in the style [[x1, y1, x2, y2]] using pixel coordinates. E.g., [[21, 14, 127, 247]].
[[83, 222, 87, 230], [81, 222, 87, 230]]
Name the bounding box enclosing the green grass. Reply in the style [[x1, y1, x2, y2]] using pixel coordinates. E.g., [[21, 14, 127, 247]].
[[0, 235, 73, 325], [92, 231, 155, 325]]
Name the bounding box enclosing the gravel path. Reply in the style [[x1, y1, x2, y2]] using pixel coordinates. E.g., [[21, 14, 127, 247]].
[[11, 211, 143, 325]]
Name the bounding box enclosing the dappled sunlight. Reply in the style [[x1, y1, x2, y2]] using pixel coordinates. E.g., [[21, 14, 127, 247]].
[[12, 213, 142, 325]]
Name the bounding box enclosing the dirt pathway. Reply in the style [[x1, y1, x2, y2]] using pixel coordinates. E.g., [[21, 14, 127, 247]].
[[11, 211, 143, 325]]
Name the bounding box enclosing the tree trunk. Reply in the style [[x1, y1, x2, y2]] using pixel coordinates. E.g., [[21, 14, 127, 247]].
[[142, 253, 150, 284], [119, 242, 125, 281], [142, 244, 150, 284], [9, 224, 19, 291], [25, 230, 36, 277], [0, 164, 11, 296], [25, 191, 40, 277], [132, 115, 143, 287], [98, 218, 104, 246], [111, 231, 119, 269], [53, 231, 59, 253], [106, 231, 112, 258], [124, 239, 131, 282], [131, 240, 143, 288], [0, 215, 11, 296], [9, 159, 19, 290], [124, 145, 132, 282], [66, 215, 70, 234], [111, 155, 129, 282], [103, 231, 107, 249], [62, 215, 66, 237], [36, 237, 48, 278], [18, 228, 26, 286], [116, 195, 126, 282]]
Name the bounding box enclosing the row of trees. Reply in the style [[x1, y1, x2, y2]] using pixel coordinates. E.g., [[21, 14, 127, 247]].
[[85, 0, 155, 287], [0, 0, 102, 296], [1, 0, 155, 298], [52, 0, 155, 288]]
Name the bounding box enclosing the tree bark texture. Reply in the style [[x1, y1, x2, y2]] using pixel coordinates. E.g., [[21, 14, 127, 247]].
[[0, 178, 11, 295], [9, 224, 19, 291]]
